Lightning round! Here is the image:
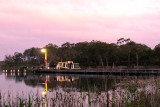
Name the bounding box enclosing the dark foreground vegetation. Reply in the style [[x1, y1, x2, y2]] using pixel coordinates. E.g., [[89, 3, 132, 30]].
[[2, 38, 160, 68]]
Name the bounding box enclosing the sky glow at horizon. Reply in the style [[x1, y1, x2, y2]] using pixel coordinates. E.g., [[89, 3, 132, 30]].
[[0, 0, 160, 60]]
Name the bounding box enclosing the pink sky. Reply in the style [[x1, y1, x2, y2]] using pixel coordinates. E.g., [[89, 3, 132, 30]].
[[0, 0, 160, 60]]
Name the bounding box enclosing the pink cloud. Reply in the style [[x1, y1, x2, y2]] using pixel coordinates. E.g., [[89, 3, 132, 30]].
[[0, 0, 160, 60]]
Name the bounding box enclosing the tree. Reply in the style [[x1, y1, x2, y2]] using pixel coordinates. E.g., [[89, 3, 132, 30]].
[[3, 39, 160, 68], [4, 55, 14, 67], [153, 44, 160, 66], [74, 42, 89, 67], [59, 42, 76, 61], [117, 38, 124, 46], [23, 47, 42, 66], [13, 52, 23, 66]]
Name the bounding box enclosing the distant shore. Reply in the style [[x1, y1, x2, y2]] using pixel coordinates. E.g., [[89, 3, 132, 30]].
[[1, 65, 160, 70]]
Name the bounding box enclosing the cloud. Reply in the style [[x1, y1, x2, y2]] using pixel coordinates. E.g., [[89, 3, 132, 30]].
[[0, 0, 160, 60]]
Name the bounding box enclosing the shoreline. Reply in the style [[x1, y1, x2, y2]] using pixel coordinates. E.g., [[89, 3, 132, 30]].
[[1, 68, 160, 75]]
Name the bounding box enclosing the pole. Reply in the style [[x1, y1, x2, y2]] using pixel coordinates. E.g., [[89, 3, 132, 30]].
[[45, 51, 47, 69], [41, 49, 48, 69]]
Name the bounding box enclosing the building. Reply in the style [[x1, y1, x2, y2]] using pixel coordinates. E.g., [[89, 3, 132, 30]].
[[56, 61, 80, 70]]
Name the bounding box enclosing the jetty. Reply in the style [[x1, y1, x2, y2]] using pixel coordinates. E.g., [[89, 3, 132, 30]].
[[2, 68, 160, 75]]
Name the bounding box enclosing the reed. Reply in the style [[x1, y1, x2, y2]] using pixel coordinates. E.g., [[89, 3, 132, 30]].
[[1, 79, 160, 107]]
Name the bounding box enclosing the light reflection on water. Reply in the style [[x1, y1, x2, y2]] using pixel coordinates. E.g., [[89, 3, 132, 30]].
[[0, 69, 160, 106]]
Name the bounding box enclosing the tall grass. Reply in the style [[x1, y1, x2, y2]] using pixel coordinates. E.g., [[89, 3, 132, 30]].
[[1, 83, 160, 107], [1, 77, 160, 107]]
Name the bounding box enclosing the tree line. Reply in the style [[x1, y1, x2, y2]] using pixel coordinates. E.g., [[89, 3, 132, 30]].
[[3, 38, 160, 68]]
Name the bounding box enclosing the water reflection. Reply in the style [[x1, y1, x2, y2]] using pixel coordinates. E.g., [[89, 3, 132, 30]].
[[1, 70, 160, 106], [1, 71, 159, 92], [41, 80, 48, 107], [56, 76, 78, 82]]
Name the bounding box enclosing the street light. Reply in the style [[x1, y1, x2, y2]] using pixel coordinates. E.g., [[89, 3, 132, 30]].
[[41, 49, 48, 69]]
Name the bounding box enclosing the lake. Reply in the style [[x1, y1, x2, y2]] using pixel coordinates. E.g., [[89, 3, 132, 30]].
[[0, 69, 160, 107]]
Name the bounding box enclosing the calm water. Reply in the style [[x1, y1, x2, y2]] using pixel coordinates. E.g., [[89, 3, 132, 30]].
[[1, 69, 160, 107]]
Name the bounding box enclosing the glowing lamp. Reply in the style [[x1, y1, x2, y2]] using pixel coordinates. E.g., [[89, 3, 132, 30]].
[[41, 49, 46, 53]]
